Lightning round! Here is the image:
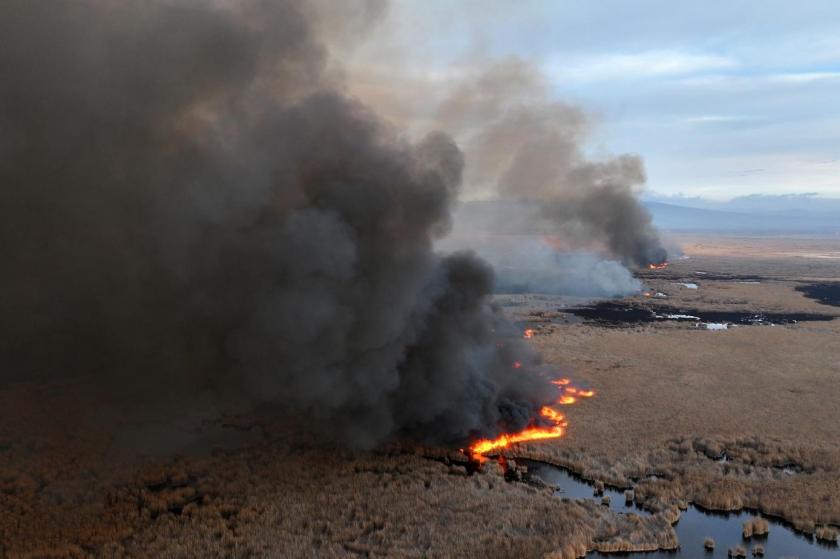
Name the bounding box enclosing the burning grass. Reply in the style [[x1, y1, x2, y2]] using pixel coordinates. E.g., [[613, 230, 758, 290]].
[[0, 410, 683, 558], [467, 378, 594, 462], [3, 239, 839, 557]]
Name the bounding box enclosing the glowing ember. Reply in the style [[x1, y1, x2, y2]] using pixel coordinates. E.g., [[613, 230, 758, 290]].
[[513, 361, 522, 369], [467, 377, 596, 461], [648, 262, 669, 270], [523, 328, 535, 339]]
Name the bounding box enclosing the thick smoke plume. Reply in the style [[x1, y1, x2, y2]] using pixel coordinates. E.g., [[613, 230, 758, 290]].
[[439, 60, 667, 267], [439, 238, 642, 298], [0, 0, 553, 447]]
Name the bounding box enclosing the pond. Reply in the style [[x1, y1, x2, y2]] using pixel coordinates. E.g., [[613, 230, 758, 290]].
[[524, 461, 839, 558]]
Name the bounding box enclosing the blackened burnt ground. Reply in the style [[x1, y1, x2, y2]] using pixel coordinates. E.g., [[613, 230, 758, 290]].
[[563, 301, 836, 327], [797, 283, 840, 308]]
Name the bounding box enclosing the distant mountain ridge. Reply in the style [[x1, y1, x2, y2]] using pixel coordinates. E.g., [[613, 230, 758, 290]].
[[451, 197, 840, 235], [643, 198, 840, 233]]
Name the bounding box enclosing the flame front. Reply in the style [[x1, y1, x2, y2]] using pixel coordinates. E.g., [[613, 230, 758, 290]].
[[648, 261, 668, 270], [469, 405, 567, 457], [467, 378, 595, 461]]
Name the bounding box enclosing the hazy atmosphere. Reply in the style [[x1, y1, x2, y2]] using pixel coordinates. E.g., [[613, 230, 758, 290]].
[[0, 2, 838, 558], [344, 0, 840, 200]]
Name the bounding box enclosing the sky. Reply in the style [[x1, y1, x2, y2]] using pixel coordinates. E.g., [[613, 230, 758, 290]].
[[341, 0, 840, 200]]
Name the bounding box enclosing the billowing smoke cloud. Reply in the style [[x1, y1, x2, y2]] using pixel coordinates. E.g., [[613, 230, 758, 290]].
[[0, 0, 553, 447], [438, 59, 667, 267], [438, 236, 641, 298]]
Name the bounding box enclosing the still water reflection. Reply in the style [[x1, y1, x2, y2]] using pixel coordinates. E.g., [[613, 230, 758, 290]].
[[525, 461, 838, 558]]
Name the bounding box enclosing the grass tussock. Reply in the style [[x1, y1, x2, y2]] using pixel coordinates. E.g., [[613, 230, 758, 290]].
[[742, 517, 769, 538], [510, 435, 840, 530], [0, 421, 686, 559], [815, 525, 839, 542]]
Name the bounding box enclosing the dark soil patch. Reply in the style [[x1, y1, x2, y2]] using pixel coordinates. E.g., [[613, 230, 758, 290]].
[[796, 283, 840, 307]]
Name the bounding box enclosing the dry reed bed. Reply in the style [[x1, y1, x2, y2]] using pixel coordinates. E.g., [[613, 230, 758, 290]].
[[1, 435, 683, 558], [508, 435, 840, 533]]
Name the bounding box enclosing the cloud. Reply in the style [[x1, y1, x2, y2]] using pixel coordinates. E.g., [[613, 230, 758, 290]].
[[545, 50, 737, 83], [770, 71, 840, 83], [342, 3, 840, 198], [679, 71, 840, 89]]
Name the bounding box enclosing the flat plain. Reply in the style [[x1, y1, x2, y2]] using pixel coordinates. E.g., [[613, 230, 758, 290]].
[[1, 234, 838, 558]]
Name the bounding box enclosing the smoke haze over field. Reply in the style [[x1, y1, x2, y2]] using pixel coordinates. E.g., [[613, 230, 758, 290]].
[[436, 235, 641, 298], [0, 0, 555, 447]]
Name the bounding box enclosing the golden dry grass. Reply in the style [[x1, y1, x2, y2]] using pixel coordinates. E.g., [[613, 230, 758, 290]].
[[1, 234, 839, 557], [499, 235, 840, 534], [0, 410, 683, 558], [742, 517, 769, 538]]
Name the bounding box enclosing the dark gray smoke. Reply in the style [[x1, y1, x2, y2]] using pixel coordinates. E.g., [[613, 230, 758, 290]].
[[439, 59, 667, 267], [0, 0, 553, 448]]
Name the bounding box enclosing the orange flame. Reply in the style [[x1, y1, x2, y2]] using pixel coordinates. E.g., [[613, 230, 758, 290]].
[[523, 328, 535, 339], [467, 377, 596, 461], [648, 262, 668, 270], [469, 406, 567, 458]]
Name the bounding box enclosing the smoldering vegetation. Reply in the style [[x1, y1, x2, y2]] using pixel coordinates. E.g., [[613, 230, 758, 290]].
[[0, 0, 557, 448], [438, 60, 667, 268], [436, 234, 641, 298]]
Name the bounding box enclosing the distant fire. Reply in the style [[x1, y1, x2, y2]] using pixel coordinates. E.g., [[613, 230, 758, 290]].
[[523, 328, 535, 339], [466, 377, 596, 461], [648, 261, 669, 270]]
